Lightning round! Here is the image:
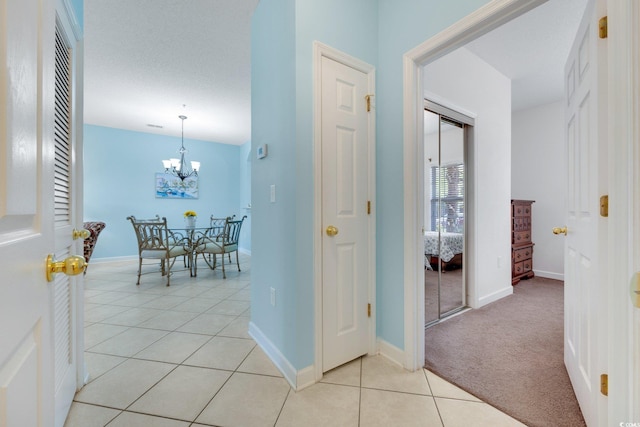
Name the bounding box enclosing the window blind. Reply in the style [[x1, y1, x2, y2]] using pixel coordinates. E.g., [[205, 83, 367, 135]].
[[430, 163, 464, 233]]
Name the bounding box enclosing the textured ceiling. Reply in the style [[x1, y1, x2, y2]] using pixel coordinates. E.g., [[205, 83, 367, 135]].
[[84, 0, 260, 145], [465, 0, 588, 111], [84, 0, 587, 146]]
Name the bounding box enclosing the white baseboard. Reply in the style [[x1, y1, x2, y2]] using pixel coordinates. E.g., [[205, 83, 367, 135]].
[[377, 338, 405, 368], [93, 251, 252, 262], [533, 269, 564, 281], [296, 365, 316, 391], [90, 255, 137, 264], [248, 321, 315, 391], [477, 285, 513, 307]]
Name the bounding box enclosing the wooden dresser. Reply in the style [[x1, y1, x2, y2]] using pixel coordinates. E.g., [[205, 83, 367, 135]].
[[511, 200, 535, 285]]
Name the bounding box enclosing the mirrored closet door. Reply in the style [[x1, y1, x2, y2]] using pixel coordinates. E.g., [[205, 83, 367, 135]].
[[424, 104, 469, 326]]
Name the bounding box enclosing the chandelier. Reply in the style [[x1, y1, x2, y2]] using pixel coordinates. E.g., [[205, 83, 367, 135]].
[[162, 115, 200, 181]]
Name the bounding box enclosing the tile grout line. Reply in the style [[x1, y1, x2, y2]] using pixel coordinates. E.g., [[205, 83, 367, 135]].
[[80, 281, 276, 425], [358, 356, 363, 427], [424, 368, 446, 427], [75, 260, 279, 426]]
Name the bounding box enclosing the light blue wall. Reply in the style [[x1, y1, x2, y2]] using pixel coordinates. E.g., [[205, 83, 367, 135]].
[[239, 142, 252, 252], [375, 0, 491, 347], [71, 0, 83, 30], [252, 0, 494, 369], [84, 124, 247, 259], [292, 0, 378, 368], [251, 0, 378, 370], [251, 0, 298, 366]]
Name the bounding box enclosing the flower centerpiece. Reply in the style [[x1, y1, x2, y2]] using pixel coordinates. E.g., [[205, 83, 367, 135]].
[[184, 210, 197, 228]]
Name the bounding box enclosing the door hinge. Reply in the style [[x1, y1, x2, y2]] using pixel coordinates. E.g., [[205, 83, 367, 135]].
[[365, 94, 374, 112], [367, 303, 371, 317], [631, 272, 640, 308], [600, 195, 608, 217], [600, 374, 608, 396], [367, 200, 371, 215], [599, 16, 608, 39]]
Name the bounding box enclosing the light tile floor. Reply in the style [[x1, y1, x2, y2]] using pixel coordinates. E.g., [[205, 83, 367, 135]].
[[65, 255, 526, 427]]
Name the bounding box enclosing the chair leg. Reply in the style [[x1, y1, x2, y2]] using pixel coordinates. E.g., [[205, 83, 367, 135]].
[[136, 257, 142, 285], [164, 259, 170, 286], [221, 252, 226, 279], [193, 253, 198, 276], [235, 250, 240, 272]]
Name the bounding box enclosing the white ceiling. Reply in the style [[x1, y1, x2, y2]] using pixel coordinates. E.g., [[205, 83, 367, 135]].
[[465, 0, 587, 111], [84, 0, 260, 145], [84, 0, 587, 146]]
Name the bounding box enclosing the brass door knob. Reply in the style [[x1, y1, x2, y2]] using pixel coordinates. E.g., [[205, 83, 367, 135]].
[[46, 254, 86, 282], [326, 225, 339, 236], [73, 228, 90, 240], [552, 227, 568, 236]]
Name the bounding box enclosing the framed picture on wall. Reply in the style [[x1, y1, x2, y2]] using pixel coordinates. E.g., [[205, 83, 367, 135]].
[[155, 173, 199, 199]]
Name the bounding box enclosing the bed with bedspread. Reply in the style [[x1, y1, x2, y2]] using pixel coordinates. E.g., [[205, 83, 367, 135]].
[[424, 231, 463, 271]]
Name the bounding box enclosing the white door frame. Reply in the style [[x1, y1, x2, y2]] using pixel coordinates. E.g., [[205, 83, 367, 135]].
[[402, 0, 546, 372], [313, 41, 376, 383], [402, 0, 640, 421], [607, 0, 640, 422]]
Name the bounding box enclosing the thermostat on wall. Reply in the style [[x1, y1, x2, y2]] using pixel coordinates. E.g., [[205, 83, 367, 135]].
[[257, 144, 268, 159]]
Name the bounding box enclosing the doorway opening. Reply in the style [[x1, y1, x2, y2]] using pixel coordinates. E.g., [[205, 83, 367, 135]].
[[423, 101, 474, 327]]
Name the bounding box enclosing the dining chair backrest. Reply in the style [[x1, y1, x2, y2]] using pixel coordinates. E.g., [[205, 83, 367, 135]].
[[222, 215, 246, 246], [126, 215, 172, 256], [209, 215, 235, 239], [126, 215, 189, 286]]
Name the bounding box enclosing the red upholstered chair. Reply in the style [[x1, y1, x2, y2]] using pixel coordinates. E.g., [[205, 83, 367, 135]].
[[82, 221, 106, 274]]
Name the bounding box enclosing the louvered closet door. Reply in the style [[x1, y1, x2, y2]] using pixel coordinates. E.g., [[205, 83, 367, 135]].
[[52, 21, 82, 427]]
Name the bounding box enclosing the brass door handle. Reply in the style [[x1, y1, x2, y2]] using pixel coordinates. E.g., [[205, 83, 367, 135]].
[[73, 228, 90, 240], [326, 225, 339, 236], [46, 254, 86, 282], [552, 227, 568, 236]]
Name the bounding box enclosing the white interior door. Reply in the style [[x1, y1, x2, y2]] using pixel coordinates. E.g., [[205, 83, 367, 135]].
[[0, 0, 57, 425], [0, 2, 82, 426], [563, 0, 607, 425], [321, 56, 371, 372], [52, 14, 83, 427]]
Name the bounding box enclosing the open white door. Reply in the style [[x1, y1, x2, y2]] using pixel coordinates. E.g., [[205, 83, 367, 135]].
[[0, 1, 83, 426], [562, 0, 608, 425], [0, 0, 57, 425]]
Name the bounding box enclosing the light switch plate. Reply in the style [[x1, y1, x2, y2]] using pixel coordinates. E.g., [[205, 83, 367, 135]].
[[257, 144, 268, 159]]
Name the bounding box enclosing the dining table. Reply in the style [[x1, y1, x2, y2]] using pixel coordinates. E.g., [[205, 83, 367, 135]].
[[168, 226, 209, 277], [169, 221, 228, 277]]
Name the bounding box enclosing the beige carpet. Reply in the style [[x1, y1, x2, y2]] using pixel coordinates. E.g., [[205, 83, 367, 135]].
[[424, 277, 586, 427]]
